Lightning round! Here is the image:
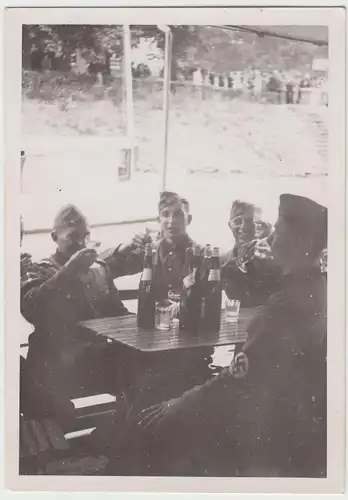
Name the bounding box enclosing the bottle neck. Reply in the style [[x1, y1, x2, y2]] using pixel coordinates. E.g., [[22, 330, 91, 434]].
[[142, 255, 153, 282], [144, 255, 153, 268], [190, 254, 200, 272], [208, 256, 220, 281]]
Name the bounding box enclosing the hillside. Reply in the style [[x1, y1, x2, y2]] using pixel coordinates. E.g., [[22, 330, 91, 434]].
[[22, 86, 328, 179]]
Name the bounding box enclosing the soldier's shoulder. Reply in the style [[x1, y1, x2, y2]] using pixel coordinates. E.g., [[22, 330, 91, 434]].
[[98, 247, 117, 262], [21, 256, 58, 287], [220, 248, 235, 267]]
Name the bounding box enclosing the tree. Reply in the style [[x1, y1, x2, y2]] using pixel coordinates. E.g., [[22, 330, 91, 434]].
[[22, 24, 328, 76]]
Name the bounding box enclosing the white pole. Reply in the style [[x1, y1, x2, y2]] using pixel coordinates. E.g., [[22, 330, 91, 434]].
[[123, 25, 135, 177], [157, 25, 172, 192]]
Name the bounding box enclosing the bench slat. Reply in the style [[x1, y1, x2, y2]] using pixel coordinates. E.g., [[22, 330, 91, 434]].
[[119, 289, 138, 301], [42, 419, 70, 451], [20, 417, 38, 457], [29, 420, 51, 453]]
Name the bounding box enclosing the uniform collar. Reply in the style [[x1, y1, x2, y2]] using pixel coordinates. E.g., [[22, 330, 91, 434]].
[[51, 250, 70, 268], [158, 234, 194, 259], [282, 266, 322, 284]]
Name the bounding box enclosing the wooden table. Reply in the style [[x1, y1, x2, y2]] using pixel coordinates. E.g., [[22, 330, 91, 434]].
[[78, 308, 257, 353], [78, 309, 258, 407]]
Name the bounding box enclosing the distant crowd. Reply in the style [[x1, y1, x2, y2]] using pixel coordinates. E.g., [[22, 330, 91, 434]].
[[190, 68, 328, 105], [24, 39, 328, 106]]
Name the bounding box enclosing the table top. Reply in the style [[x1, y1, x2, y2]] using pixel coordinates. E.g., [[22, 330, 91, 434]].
[[78, 308, 258, 353]]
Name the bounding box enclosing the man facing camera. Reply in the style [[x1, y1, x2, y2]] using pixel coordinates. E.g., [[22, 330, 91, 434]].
[[152, 191, 194, 301], [221, 199, 280, 307]]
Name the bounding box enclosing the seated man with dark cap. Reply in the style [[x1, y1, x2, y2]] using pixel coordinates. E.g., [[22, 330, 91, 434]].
[[21, 204, 145, 430], [221, 199, 281, 307], [114, 194, 327, 477]]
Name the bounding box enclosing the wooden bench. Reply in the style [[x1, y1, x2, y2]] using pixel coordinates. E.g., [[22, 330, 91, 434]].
[[19, 393, 120, 475], [20, 414, 109, 475], [20, 415, 70, 474]]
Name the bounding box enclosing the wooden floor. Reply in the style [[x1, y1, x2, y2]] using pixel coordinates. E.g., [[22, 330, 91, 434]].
[[43, 454, 109, 475]]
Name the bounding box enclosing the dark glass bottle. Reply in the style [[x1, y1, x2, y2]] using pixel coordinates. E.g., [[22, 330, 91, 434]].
[[179, 245, 202, 333], [137, 243, 155, 330], [202, 246, 222, 332], [201, 244, 212, 285], [200, 244, 212, 316]]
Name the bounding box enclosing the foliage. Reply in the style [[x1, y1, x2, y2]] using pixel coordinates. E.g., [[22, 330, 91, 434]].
[[22, 24, 328, 76]]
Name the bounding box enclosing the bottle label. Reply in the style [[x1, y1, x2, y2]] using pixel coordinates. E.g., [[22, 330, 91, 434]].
[[183, 268, 197, 289], [141, 268, 152, 282], [201, 297, 206, 317], [208, 269, 220, 282]]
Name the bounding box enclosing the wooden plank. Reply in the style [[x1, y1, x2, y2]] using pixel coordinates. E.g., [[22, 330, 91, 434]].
[[42, 419, 70, 451], [119, 289, 138, 301], [20, 419, 38, 457], [72, 393, 116, 410], [28, 420, 51, 453], [65, 428, 96, 440], [78, 308, 256, 353]]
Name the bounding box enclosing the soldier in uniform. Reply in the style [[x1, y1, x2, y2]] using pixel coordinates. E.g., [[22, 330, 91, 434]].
[[91, 193, 215, 459], [20, 204, 147, 430], [221, 200, 280, 307], [152, 191, 195, 302], [113, 194, 327, 477], [126, 192, 214, 398], [99, 191, 196, 300]]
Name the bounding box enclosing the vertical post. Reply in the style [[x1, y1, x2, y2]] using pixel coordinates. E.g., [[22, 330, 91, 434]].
[[123, 25, 135, 177], [157, 25, 172, 192]]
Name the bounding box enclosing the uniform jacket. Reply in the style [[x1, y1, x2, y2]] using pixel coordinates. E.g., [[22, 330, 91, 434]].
[[21, 247, 132, 354], [140, 267, 327, 477], [103, 234, 195, 301], [220, 245, 281, 307]]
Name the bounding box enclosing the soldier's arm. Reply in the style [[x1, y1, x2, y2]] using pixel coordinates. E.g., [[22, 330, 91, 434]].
[[220, 248, 236, 270], [99, 245, 144, 279], [20, 263, 75, 325], [145, 305, 282, 432]]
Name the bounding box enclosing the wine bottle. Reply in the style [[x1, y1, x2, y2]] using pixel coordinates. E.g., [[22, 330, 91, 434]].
[[202, 246, 222, 332], [200, 244, 212, 319], [137, 243, 155, 329], [179, 245, 202, 333]]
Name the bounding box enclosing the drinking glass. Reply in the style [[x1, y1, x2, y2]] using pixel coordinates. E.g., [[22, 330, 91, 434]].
[[254, 238, 273, 260], [87, 240, 101, 250], [157, 305, 172, 331], [168, 290, 181, 304], [224, 299, 241, 322]]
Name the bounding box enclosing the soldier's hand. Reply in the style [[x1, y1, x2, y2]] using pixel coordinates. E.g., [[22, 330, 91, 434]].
[[63, 248, 98, 275], [119, 228, 152, 253], [168, 301, 180, 319], [136, 398, 181, 433], [157, 299, 180, 319]]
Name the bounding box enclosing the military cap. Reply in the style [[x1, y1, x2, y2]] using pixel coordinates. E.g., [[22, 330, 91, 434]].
[[158, 191, 189, 213], [53, 204, 88, 231], [230, 199, 261, 220], [279, 194, 327, 249]]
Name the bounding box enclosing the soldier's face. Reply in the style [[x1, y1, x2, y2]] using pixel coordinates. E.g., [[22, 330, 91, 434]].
[[269, 216, 297, 270], [229, 207, 255, 246], [270, 216, 322, 272], [159, 202, 191, 244], [52, 222, 91, 256]]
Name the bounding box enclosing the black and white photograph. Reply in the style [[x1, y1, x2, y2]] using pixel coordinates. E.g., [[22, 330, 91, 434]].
[[3, 5, 346, 495]]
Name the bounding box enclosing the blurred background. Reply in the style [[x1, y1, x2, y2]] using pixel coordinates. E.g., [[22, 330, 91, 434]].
[[21, 24, 328, 261]]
